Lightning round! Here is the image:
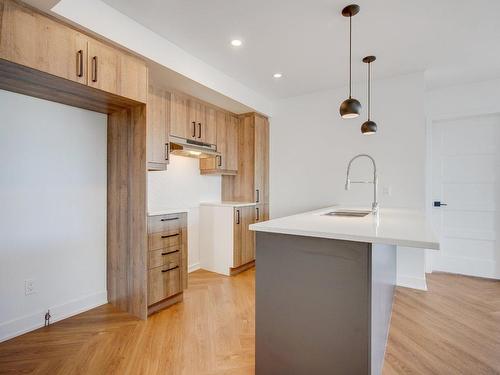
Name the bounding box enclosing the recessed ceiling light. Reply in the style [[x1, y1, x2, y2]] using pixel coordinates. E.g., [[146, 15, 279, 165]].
[[273, 73, 283, 78], [231, 39, 242, 47]]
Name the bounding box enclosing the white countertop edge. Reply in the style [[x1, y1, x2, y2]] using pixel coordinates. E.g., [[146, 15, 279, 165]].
[[249, 224, 439, 250], [148, 208, 189, 216], [200, 201, 257, 208]]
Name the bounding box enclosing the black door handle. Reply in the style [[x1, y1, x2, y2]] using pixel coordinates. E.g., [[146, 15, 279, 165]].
[[433, 201, 447, 207]]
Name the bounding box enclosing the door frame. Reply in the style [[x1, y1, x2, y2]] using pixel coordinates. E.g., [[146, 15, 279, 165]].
[[425, 107, 500, 274]]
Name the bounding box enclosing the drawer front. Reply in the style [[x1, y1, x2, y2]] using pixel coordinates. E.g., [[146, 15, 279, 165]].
[[148, 265, 181, 305], [149, 231, 181, 250], [148, 214, 182, 234], [148, 248, 181, 270]]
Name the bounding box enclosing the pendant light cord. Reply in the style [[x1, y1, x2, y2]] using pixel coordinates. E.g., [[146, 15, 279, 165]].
[[368, 62, 371, 120], [349, 14, 352, 98]]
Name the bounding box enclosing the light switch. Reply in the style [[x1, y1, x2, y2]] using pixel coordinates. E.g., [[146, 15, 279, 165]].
[[382, 186, 392, 196]]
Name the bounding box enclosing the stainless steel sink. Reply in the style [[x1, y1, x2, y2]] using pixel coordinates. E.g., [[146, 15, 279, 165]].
[[323, 210, 371, 217]]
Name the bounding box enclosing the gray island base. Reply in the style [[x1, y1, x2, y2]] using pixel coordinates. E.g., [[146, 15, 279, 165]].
[[255, 232, 396, 375]]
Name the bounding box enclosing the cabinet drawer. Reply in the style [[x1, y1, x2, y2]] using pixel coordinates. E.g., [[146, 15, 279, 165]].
[[148, 248, 180, 270], [149, 231, 181, 250], [148, 214, 182, 234], [148, 265, 181, 305]]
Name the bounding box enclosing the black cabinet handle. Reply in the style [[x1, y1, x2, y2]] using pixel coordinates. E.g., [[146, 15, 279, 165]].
[[256, 207, 260, 221], [192, 121, 196, 137], [161, 233, 179, 239], [198, 123, 202, 138], [217, 155, 222, 167], [76, 50, 83, 77], [91, 56, 97, 82], [236, 209, 240, 224], [162, 265, 179, 273], [433, 201, 448, 207], [161, 249, 179, 256], [165, 143, 170, 162], [256, 189, 260, 203], [160, 217, 178, 222]]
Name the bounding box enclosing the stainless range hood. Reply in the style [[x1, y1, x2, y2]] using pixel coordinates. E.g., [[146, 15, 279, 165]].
[[169, 135, 220, 159]]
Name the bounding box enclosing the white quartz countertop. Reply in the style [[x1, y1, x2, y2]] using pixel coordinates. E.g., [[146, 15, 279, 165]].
[[148, 208, 189, 216], [249, 206, 439, 250], [200, 201, 257, 208]]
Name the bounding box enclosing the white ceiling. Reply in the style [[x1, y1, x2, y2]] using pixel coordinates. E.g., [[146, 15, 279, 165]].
[[101, 0, 500, 99]]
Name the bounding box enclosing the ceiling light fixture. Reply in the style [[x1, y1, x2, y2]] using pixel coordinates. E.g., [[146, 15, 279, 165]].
[[361, 56, 377, 135], [273, 73, 283, 78], [339, 4, 361, 119], [230, 39, 242, 47]]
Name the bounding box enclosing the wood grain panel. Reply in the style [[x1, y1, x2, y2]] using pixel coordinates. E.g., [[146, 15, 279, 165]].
[[0, 0, 88, 84], [148, 248, 180, 270], [146, 84, 167, 170], [107, 106, 148, 320]]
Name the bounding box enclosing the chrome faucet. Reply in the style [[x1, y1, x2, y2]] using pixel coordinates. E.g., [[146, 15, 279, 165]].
[[345, 154, 379, 214]]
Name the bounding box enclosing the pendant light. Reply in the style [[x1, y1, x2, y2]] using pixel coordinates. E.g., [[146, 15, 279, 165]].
[[339, 4, 361, 119], [361, 56, 377, 135]]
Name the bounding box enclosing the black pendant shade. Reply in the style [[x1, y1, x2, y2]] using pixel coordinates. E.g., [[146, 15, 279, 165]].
[[340, 98, 362, 119], [361, 120, 377, 134], [361, 55, 377, 135], [339, 4, 361, 119]]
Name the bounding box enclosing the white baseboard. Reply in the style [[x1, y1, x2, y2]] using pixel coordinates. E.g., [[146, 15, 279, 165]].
[[431, 254, 499, 279], [0, 290, 107, 343], [188, 262, 201, 273], [397, 275, 428, 291]]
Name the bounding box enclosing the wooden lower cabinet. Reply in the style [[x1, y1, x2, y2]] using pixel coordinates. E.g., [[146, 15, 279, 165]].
[[147, 212, 188, 314], [148, 265, 181, 305], [233, 206, 256, 268]]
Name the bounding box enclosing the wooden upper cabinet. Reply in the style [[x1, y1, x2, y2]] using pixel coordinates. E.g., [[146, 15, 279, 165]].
[[147, 85, 169, 171], [87, 39, 147, 103], [203, 107, 217, 145], [87, 39, 119, 96], [254, 115, 269, 204], [226, 116, 239, 172], [119, 52, 148, 103], [199, 111, 238, 175], [0, 0, 88, 84], [188, 99, 206, 141], [170, 92, 189, 139], [0, 0, 147, 102]]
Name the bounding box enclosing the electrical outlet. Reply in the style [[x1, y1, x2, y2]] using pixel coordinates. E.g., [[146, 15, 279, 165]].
[[25, 279, 35, 295]]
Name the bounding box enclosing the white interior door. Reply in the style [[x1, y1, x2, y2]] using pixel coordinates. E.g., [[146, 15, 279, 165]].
[[430, 113, 500, 279]]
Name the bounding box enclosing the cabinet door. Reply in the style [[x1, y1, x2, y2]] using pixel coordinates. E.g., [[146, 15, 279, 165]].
[[148, 266, 181, 305], [119, 52, 147, 103], [87, 39, 119, 95], [203, 106, 217, 145], [233, 208, 243, 267], [170, 92, 189, 139], [0, 0, 88, 84], [147, 85, 168, 170], [225, 115, 239, 172], [241, 206, 256, 264], [187, 99, 200, 140], [254, 115, 269, 203]]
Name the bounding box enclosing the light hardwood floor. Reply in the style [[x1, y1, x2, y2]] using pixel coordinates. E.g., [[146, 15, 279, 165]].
[[0, 270, 499, 374]]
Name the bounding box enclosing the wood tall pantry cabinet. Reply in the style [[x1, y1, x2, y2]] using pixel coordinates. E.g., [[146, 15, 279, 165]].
[[223, 113, 270, 220], [0, 0, 147, 103]]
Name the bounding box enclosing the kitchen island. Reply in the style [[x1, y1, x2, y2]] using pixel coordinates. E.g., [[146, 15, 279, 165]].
[[249, 206, 439, 375]]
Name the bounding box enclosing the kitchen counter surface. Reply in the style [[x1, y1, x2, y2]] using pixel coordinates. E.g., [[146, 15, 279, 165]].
[[200, 201, 257, 208], [250, 206, 439, 249], [148, 208, 189, 216]]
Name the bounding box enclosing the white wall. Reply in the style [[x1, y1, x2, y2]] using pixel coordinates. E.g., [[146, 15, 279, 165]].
[[0, 90, 107, 342], [270, 72, 429, 289], [148, 155, 221, 272]]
